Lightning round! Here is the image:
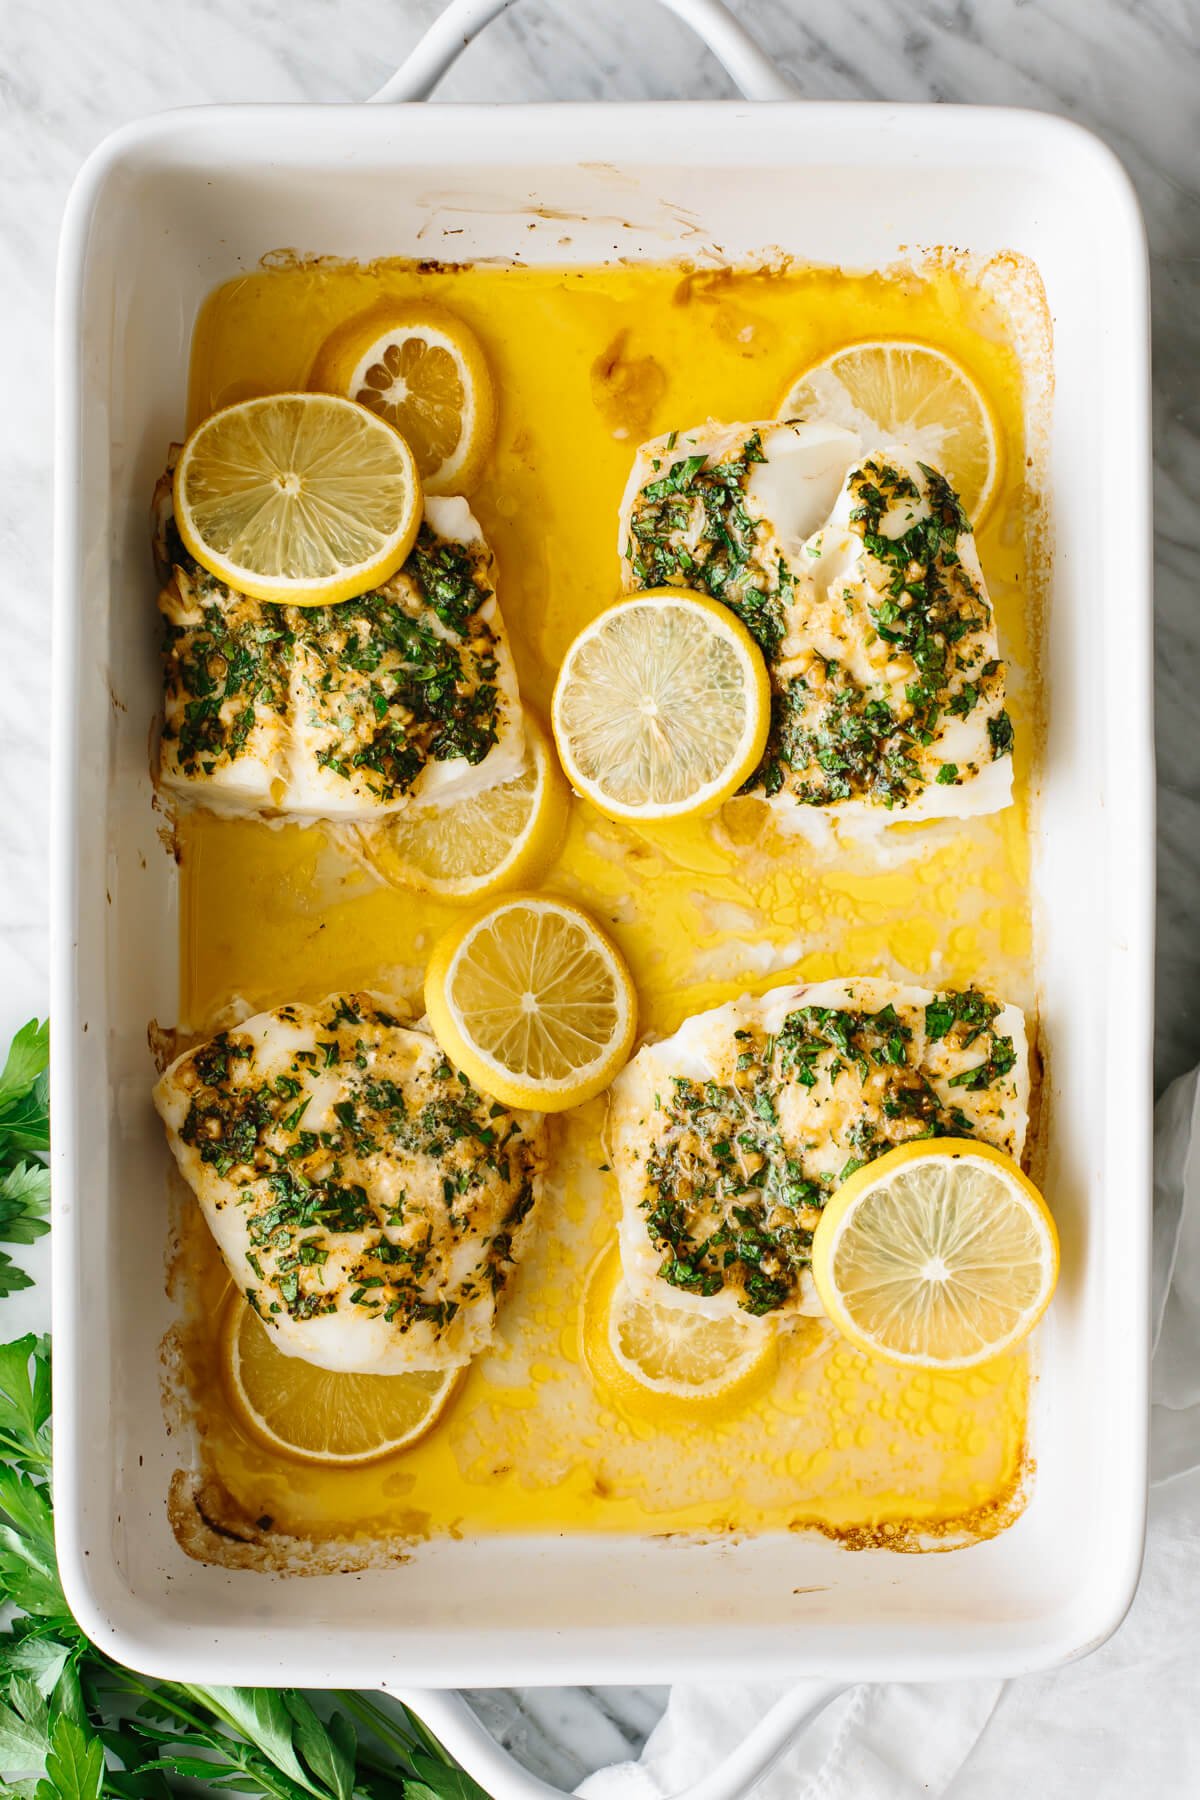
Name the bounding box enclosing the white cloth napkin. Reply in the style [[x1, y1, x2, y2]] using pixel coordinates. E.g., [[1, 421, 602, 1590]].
[[578, 1070, 1200, 1800]]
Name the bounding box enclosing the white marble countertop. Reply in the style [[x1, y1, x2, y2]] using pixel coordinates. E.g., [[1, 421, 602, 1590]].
[[1, 0, 1197, 1787]]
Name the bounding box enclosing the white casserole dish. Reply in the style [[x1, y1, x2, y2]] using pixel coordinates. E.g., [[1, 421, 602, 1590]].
[[50, 0, 1154, 1785]]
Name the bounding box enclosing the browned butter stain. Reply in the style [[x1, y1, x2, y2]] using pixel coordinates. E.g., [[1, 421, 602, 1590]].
[[795, 1451, 1034, 1553]]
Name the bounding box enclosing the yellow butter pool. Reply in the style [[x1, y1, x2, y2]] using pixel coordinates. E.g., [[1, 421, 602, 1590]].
[[171, 255, 1042, 1550]]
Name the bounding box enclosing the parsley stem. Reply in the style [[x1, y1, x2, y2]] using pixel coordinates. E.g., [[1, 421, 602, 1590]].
[[104, 1669, 216, 1738], [97, 1671, 316, 1800], [0, 1427, 50, 1472], [335, 1689, 450, 1767], [351, 1744, 408, 1786]]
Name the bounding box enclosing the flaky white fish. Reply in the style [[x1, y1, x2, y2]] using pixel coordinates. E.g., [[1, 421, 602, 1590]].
[[610, 978, 1029, 1322]]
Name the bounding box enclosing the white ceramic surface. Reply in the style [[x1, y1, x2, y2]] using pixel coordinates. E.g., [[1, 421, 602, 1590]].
[[52, 51, 1152, 1717]]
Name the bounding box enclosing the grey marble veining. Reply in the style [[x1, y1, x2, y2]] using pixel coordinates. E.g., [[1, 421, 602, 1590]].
[[462, 1686, 670, 1788], [1, 0, 1196, 1786]]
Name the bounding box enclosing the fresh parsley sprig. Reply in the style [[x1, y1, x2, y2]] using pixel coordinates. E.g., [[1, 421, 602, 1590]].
[[0, 1024, 487, 1800], [0, 1339, 486, 1800], [0, 1022, 51, 1299]]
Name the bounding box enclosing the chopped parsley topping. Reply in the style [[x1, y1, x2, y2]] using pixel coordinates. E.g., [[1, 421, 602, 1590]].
[[405, 526, 490, 636], [760, 669, 922, 807], [752, 459, 1001, 805], [159, 515, 293, 779], [624, 446, 1010, 810], [637, 991, 1020, 1316], [926, 992, 1018, 1091], [624, 432, 787, 659], [176, 997, 542, 1334], [161, 504, 502, 802], [925, 988, 999, 1047], [988, 709, 1014, 759]]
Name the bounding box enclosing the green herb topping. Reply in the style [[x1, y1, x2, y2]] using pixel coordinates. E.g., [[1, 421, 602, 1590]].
[[174, 996, 542, 1336], [624, 443, 1012, 810], [635, 990, 1020, 1316], [160, 500, 504, 803], [624, 432, 788, 659]]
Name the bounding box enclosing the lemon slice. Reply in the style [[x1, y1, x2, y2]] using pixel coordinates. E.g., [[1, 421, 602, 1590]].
[[811, 1140, 1058, 1370], [582, 1249, 775, 1410], [609, 1276, 774, 1398], [552, 590, 771, 822], [222, 1297, 458, 1467], [309, 301, 496, 495], [173, 393, 422, 606], [778, 340, 999, 526], [355, 713, 568, 903], [424, 894, 636, 1112]]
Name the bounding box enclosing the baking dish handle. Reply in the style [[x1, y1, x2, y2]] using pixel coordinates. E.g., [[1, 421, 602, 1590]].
[[378, 5, 806, 1796], [395, 1682, 848, 1800], [369, 0, 798, 103]]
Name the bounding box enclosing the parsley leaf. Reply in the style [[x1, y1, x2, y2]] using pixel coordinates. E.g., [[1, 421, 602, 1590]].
[[0, 1313, 487, 1799], [407, 1749, 491, 1800], [0, 1022, 49, 1116], [0, 1163, 51, 1242], [0, 1671, 53, 1772], [0, 1021, 50, 1162], [0, 1333, 52, 1473], [40, 1713, 106, 1800], [0, 1020, 50, 1296]]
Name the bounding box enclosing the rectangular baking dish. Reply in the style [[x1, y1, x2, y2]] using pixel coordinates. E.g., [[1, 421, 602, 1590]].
[[51, 4, 1153, 1706]]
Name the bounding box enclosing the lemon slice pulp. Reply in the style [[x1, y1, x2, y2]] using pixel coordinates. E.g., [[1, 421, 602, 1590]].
[[778, 339, 999, 526], [309, 301, 496, 495], [609, 1278, 773, 1397], [354, 713, 567, 902], [424, 894, 636, 1112], [222, 1297, 458, 1466], [811, 1140, 1058, 1370], [173, 392, 422, 606], [552, 590, 771, 822], [581, 1249, 775, 1409]]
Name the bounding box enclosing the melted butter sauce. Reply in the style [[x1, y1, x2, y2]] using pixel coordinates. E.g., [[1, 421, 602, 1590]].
[[177, 257, 1039, 1547]]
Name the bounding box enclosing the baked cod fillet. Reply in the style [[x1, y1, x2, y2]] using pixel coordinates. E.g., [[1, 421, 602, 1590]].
[[618, 421, 1013, 823], [154, 993, 546, 1373], [155, 469, 524, 821], [610, 979, 1029, 1322]]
